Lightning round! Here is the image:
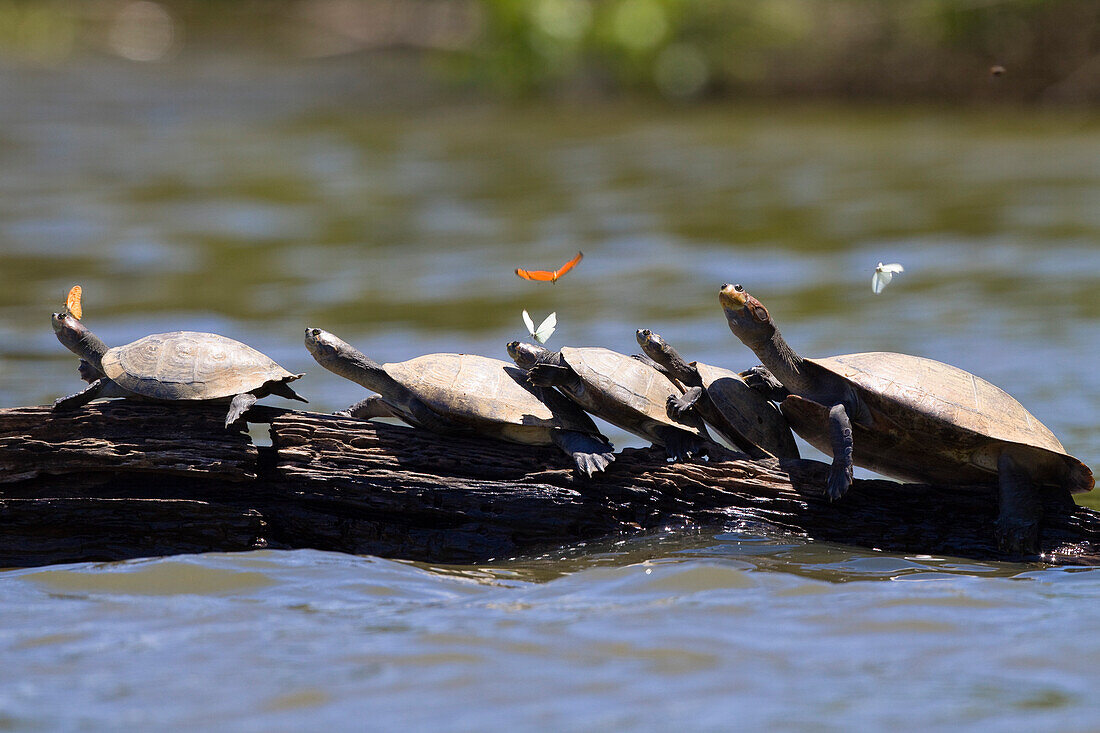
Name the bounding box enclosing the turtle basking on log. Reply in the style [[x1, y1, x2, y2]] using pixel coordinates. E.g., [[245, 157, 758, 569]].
[[51, 312, 307, 428], [636, 328, 799, 461], [506, 341, 712, 462], [304, 328, 615, 476], [718, 282, 1094, 554]]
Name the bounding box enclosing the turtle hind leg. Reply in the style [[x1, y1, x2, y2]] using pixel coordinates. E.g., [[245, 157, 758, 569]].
[[225, 393, 259, 428], [553, 430, 615, 477], [404, 396, 471, 437], [995, 450, 1042, 556], [53, 378, 123, 411], [654, 426, 707, 463], [268, 380, 308, 403]]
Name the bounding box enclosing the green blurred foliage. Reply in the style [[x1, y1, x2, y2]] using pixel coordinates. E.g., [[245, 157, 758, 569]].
[[0, 0, 1097, 103], [465, 0, 1100, 101]]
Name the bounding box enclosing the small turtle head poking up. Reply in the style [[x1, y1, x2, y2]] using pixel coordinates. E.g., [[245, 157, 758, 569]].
[[720, 283, 776, 347], [52, 311, 109, 373], [52, 311, 80, 347], [635, 328, 661, 349], [303, 327, 346, 364], [506, 340, 546, 370]]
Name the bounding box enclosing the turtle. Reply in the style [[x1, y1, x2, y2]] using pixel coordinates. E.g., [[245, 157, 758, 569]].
[[506, 341, 712, 462], [52, 311, 307, 428], [635, 328, 800, 461], [718, 282, 1094, 554], [304, 327, 615, 476]]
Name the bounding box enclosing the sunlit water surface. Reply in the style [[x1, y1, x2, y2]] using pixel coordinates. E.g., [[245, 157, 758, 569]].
[[2, 56, 1100, 730]]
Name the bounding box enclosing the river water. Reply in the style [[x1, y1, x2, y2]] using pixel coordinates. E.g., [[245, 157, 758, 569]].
[[2, 56, 1100, 730]]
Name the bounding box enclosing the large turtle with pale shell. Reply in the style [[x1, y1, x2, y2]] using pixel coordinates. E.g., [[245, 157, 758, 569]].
[[52, 312, 306, 427], [718, 282, 1094, 554], [304, 327, 615, 476]]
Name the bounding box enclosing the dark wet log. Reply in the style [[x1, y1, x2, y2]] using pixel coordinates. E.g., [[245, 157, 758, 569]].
[[1, 403, 1098, 568]]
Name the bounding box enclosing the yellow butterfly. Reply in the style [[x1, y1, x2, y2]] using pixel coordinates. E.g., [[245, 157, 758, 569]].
[[65, 285, 83, 320]]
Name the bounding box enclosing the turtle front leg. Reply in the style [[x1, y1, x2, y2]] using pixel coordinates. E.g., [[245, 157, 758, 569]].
[[654, 425, 708, 463], [552, 430, 615, 477], [527, 363, 572, 389], [631, 353, 677, 382], [78, 359, 103, 384], [53, 378, 121, 411], [995, 450, 1041, 556], [666, 386, 704, 419], [825, 403, 854, 501], [225, 392, 259, 428], [740, 366, 790, 402], [338, 395, 397, 419]]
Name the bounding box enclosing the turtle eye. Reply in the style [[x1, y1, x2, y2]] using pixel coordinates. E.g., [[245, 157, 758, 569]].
[[733, 284, 745, 293]]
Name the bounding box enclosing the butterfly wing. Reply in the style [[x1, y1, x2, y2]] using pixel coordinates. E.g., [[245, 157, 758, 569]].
[[66, 285, 83, 320], [533, 312, 557, 344], [871, 270, 893, 294], [516, 252, 583, 282], [522, 309, 536, 335], [516, 268, 555, 281], [551, 252, 583, 280], [880, 263, 904, 274]]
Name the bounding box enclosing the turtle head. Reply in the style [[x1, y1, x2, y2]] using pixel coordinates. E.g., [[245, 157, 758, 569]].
[[720, 283, 775, 347], [635, 328, 666, 357], [304, 327, 386, 385], [52, 311, 108, 371], [506, 340, 547, 370], [636, 328, 693, 377], [304, 327, 350, 366]]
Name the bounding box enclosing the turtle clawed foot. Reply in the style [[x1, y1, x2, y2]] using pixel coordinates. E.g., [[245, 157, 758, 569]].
[[665, 394, 691, 419], [53, 393, 85, 411], [825, 464, 852, 501], [994, 518, 1040, 556], [77, 359, 99, 384], [52, 397, 74, 411], [740, 366, 788, 401], [663, 435, 706, 463], [333, 409, 352, 417], [526, 365, 557, 388], [574, 451, 615, 477]]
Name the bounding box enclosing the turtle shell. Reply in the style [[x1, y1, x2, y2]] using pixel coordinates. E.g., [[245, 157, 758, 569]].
[[384, 353, 602, 444], [782, 352, 1093, 491], [102, 331, 299, 401], [694, 361, 800, 460], [560, 346, 709, 441]]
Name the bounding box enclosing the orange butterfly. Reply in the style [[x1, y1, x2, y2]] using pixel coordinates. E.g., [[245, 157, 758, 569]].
[[65, 285, 83, 320], [515, 252, 583, 284]]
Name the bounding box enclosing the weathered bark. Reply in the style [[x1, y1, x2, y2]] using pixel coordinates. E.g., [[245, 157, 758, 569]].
[[1, 403, 1098, 568]]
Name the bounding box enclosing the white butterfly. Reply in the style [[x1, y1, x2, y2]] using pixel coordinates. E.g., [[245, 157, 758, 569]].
[[522, 310, 557, 344], [872, 262, 904, 294]]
